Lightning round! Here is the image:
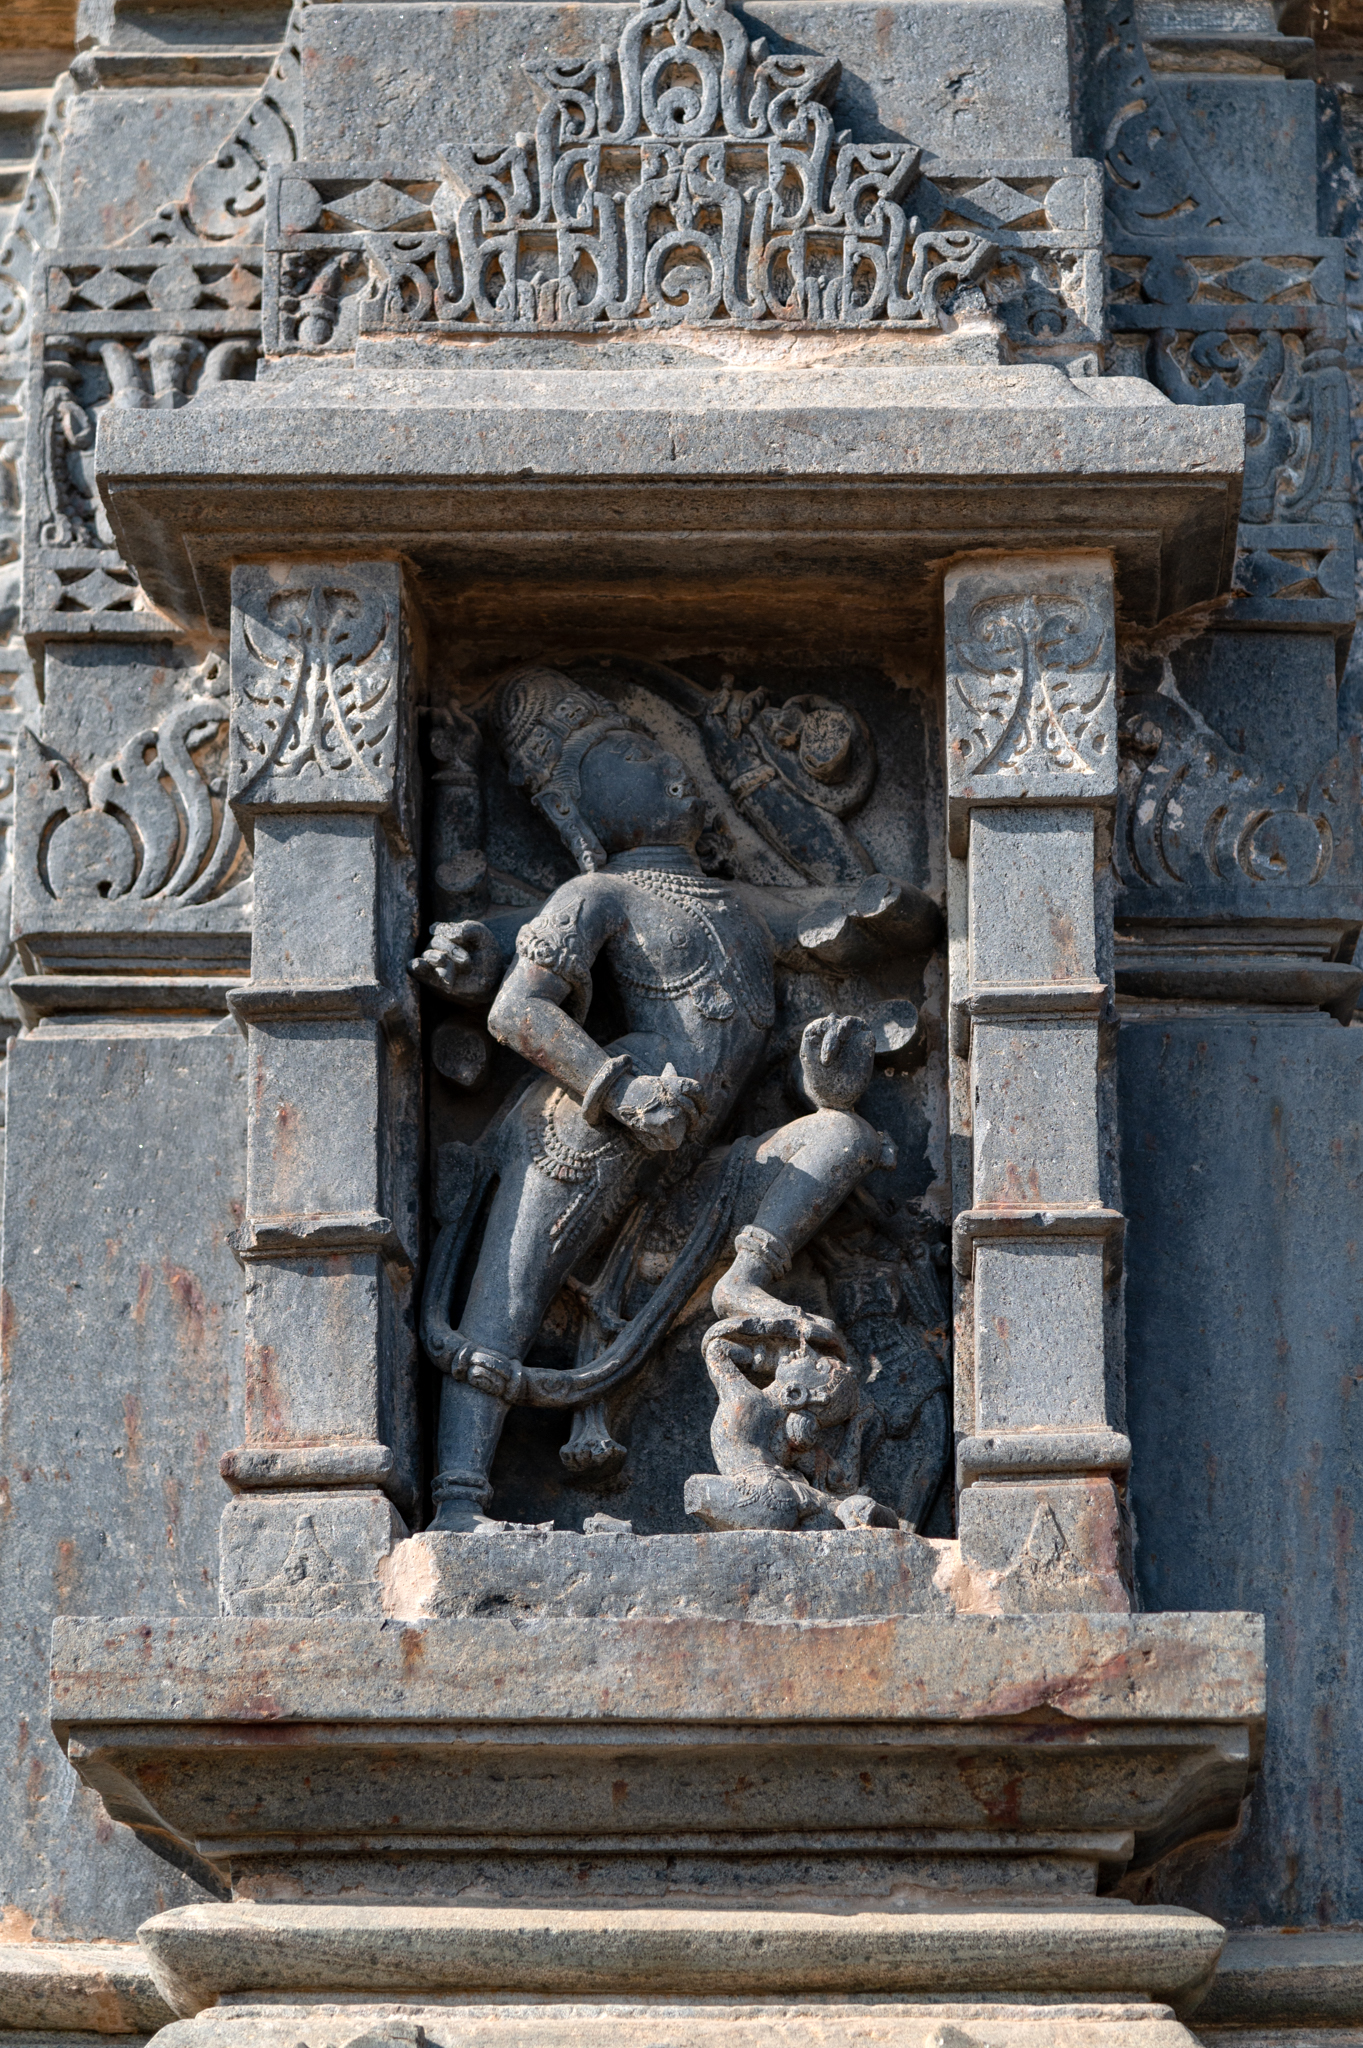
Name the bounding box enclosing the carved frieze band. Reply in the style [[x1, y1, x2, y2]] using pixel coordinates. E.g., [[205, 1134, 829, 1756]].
[[261, 0, 1101, 354], [229, 563, 403, 813], [1089, 0, 1355, 632], [944, 555, 1117, 856], [22, 250, 261, 637]]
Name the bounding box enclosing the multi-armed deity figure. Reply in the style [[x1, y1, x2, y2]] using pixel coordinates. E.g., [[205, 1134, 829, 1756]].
[[415, 667, 942, 1532]]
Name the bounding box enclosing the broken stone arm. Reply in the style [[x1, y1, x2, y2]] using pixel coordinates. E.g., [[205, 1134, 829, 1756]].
[[742, 874, 942, 970]]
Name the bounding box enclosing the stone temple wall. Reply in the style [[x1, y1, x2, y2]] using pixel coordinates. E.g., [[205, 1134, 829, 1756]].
[[0, 0, 1357, 2042]]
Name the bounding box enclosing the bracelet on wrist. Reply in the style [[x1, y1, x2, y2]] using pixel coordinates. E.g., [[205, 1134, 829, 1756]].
[[581, 1052, 634, 1127]]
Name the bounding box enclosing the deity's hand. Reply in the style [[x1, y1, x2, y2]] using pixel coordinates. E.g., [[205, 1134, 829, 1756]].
[[610, 1063, 706, 1153], [800, 1013, 876, 1112], [410, 920, 503, 1004]]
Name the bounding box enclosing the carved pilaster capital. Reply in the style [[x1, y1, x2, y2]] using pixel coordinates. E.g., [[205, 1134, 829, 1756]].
[[228, 560, 408, 821], [944, 552, 1116, 856]]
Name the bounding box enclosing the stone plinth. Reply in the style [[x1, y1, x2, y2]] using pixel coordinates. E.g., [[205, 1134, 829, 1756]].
[[134, 1898, 1226, 2047], [53, 1609, 1262, 1910]]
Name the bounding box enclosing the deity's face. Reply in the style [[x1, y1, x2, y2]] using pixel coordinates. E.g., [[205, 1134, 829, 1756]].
[[576, 729, 704, 853]]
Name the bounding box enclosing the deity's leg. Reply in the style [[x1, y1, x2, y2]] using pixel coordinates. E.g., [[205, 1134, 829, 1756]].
[[712, 1107, 885, 1325], [432, 1089, 644, 1530]]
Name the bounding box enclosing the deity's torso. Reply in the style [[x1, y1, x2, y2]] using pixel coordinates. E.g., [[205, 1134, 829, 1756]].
[[515, 856, 777, 1137]]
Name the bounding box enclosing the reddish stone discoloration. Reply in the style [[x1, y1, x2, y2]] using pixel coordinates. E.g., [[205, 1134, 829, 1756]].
[[163, 1262, 209, 1353], [0, 1289, 15, 1388], [244, 1342, 287, 1441], [130, 1264, 155, 1327]]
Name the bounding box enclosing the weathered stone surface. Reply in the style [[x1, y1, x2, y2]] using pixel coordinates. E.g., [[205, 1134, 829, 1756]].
[[1118, 1019, 1363, 1924], [145, 1998, 1207, 2048], [1195, 1929, 1363, 2026], [300, 1, 1076, 169], [0, 1941, 173, 2033], [92, 365, 1244, 643], [5, 0, 1355, 1985], [382, 1528, 952, 1620], [136, 1897, 1227, 2017], [0, 1035, 246, 1938], [222, 1489, 408, 1616], [51, 1611, 1265, 1728], [48, 1612, 1261, 1900]]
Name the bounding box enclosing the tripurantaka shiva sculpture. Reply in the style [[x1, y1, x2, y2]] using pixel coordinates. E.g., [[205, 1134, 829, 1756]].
[[415, 666, 949, 1534]]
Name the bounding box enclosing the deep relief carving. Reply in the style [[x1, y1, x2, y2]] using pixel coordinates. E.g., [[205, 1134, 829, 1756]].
[[15, 656, 251, 922], [1089, 0, 1244, 243], [945, 565, 1117, 832], [1117, 663, 1363, 900], [22, 254, 261, 637], [263, 0, 1101, 351], [1153, 331, 1351, 529], [229, 567, 399, 806], [416, 664, 948, 1534], [1088, 0, 1356, 634]]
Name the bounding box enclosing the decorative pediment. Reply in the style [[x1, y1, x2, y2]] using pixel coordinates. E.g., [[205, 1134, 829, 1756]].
[[265, 0, 1102, 350]]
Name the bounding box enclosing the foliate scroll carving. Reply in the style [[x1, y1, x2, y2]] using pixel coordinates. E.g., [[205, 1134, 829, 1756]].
[[14, 656, 251, 937], [262, 0, 1104, 352], [117, 11, 301, 247], [945, 557, 1117, 847], [1116, 663, 1363, 904], [229, 565, 402, 811], [1088, 0, 1355, 635], [1089, 0, 1244, 243], [269, 158, 1099, 354]]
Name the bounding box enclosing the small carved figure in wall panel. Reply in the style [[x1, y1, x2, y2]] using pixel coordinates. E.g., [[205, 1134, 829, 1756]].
[[416, 657, 949, 1535]]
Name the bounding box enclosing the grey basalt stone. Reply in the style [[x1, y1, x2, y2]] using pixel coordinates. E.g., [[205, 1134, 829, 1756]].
[[6, 0, 1352, 1987], [298, 1, 1075, 170], [382, 1527, 953, 1619], [0, 1034, 246, 1936], [133, 1896, 1227, 2018]]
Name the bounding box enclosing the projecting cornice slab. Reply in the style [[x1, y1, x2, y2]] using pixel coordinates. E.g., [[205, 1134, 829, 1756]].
[[92, 359, 1244, 651]]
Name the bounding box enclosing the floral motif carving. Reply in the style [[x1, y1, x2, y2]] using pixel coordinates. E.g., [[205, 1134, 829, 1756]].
[[1117, 664, 1361, 896], [947, 591, 1115, 781], [229, 569, 399, 805], [118, 13, 301, 246], [21, 659, 248, 910]]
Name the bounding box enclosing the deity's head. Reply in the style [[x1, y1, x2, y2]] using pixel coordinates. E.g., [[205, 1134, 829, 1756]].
[[490, 666, 703, 872]]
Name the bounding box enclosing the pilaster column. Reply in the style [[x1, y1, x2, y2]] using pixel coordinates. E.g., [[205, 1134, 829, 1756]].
[[217, 561, 421, 1613], [945, 553, 1130, 1611]]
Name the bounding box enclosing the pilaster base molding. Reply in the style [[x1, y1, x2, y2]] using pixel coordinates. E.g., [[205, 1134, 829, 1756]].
[[133, 1898, 1226, 2047]]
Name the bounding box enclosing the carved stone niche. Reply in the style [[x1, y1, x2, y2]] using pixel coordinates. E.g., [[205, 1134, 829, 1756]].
[[56, 0, 1264, 2033]]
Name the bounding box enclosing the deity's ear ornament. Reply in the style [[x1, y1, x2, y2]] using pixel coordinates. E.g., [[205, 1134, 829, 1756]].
[[490, 664, 644, 873]]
